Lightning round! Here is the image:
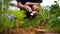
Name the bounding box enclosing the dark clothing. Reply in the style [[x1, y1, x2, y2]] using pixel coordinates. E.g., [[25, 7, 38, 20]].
[[16, 0, 42, 5]]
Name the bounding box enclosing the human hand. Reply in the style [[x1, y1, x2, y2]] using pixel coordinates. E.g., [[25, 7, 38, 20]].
[[24, 5, 32, 12]]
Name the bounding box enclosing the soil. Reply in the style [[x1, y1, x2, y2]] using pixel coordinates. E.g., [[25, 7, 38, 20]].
[[10, 27, 35, 34], [4, 26, 59, 34]]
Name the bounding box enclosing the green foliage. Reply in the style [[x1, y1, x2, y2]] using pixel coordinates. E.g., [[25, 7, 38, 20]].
[[20, 13, 42, 28], [50, 2, 60, 15], [0, 6, 48, 30], [18, 6, 49, 28], [0, 0, 2, 20], [52, 20, 60, 32], [8, 10, 26, 19], [0, 0, 3, 33], [38, 6, 48, 19], [0, 15, 16, 32], [45, 2, 60, 32], [7, 9, 43, 28], [45, 14, 57, 30]]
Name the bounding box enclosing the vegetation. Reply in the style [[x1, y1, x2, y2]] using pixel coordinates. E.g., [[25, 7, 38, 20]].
[[45, 1, 60, 32], [0, 0, 60, 34]]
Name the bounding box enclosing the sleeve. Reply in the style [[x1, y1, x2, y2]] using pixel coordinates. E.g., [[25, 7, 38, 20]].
[[16, 0, 20, 2], [37, 0, 42, 3]]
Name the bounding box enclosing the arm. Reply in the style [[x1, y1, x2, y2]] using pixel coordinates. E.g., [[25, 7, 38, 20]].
[[17, 2, 32, 12], [17, 2, 25, 8], [25, 2, 40, 6]]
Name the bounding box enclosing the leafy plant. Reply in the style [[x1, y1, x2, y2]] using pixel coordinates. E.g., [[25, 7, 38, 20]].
[[45, 2, 60, 32]]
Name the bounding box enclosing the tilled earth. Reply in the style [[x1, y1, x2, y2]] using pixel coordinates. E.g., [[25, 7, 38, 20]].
[[4, 26, 59, 34]]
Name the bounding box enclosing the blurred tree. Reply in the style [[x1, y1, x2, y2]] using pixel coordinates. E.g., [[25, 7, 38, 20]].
[[50, 1, 59, 14]]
